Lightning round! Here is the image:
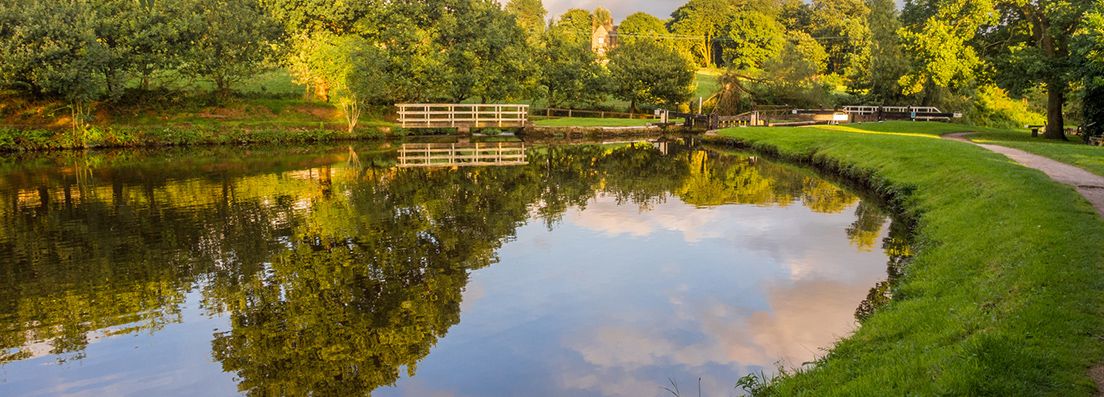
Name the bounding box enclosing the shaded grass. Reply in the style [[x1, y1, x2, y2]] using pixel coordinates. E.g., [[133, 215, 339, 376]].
[[710, 123, 1104, 395], [532, 117, 657, 127]]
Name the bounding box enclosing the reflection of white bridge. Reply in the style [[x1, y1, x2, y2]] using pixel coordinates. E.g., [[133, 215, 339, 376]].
[[397, 143, 528, 168]]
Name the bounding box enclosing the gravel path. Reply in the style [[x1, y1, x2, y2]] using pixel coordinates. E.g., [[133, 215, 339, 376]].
[[944, 133, 1104, 217]]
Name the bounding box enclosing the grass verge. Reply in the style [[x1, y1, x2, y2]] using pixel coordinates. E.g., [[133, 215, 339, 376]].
[[709, 123, 1104, 395]]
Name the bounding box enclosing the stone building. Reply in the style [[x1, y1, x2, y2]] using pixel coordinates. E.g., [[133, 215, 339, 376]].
[[591, 24, 617, 57]]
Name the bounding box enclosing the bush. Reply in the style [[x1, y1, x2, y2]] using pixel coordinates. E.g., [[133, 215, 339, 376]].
[[967, 85, 1045, 128]]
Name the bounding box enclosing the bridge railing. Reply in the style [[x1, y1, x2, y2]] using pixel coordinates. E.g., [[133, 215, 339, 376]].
[[843, 105, 943, 115], [396, 104, 529, 129]]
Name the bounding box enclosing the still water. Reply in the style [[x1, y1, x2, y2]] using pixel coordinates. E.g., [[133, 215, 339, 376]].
[[0, 139, 906, 396]]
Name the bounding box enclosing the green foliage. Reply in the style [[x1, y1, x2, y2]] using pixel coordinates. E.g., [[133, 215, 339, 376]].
[[1077, 5, 1104, 140], [260, 0, 379, 35], [897, 0, 992, 97], [754, 31, 833, 107], [668, 0, 738, 67], [0, 0, 110, 130], [617, 12, 671, 48], [541, 22, 610, 108], [809, 0, 872, 82], [864, 0, 908, 103], [607, 41, 696, 111], [175, 0, 282, 98], [967, 85, 1046, 128], [504, 0, 547, 47], [551, 8, 594, 46], [721, 11, 786, 70], [311, 36, 391, 132]]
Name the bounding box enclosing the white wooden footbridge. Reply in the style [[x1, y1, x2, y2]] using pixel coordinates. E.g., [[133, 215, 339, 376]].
[[397, 104, 529, 129]]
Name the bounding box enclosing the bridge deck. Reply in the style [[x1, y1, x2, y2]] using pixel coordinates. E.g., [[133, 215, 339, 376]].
[[397, 104, 529, 129]]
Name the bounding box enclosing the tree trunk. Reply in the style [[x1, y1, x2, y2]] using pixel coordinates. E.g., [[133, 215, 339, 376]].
[[1045, 80, 1067, 140]]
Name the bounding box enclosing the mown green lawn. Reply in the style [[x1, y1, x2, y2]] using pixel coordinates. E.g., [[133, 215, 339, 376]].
[[710, 123, 1104, 395], [532, 117, 657, 127]]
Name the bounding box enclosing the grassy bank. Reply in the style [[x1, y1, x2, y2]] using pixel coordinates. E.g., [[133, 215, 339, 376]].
[[709, 123, 1104, 395]]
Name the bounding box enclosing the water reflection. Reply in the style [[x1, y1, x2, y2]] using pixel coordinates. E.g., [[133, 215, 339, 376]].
[[0, 140, 905, 396]]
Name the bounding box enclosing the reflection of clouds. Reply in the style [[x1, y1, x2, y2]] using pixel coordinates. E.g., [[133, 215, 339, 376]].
[[567, 195, 742, 243], [459, 281, 486, 313], [562, 275, 883, 396], [382, 191, 894, 396]]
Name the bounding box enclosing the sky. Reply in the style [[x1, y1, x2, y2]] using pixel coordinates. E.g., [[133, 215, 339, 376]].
[[541, 0, 686, 20], [535, 0, 906, 22]]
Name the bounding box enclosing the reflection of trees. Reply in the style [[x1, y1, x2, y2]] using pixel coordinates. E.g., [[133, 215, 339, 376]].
[[846, 202, 889, 251], [675, 149, 859, 213], [855, 220, 913, 322], [212, 243, 470, 395], [0, 141, 899, 394]]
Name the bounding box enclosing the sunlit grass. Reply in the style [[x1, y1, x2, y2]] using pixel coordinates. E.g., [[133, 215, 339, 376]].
[[711, 125, 1104, 395]]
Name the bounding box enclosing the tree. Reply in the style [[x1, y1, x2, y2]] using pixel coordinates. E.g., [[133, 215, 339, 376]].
[[553, 8, 594, 46], [505, 0, 547, 48], [720, 10, 786, 70], [311, 37, 390, 132], [668, 0, 739, 67], [593, 7, 614, 31], [897, 0, 992, 104], [618, 12, 671, 48], [864, 0, 907, 103], [979, 0, 1096, 140], [756, 31, 832, 107], [1077, 5, 1104, 141], [608, 41, 695, 112], [809, 0, 872, 83], [440, 0, 537, 102], [260, 0, 379, 35], [539, 9, 609, 107], [540, 29, 609, 108], [176, 0, 282, 98], [0, 0, 109, 132]]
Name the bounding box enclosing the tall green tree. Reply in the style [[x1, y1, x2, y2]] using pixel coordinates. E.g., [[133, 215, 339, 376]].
[[1077, 4, 1104, 141], [505, 0, 547, 48], [668, 0, 739, 67], [540, 28, 609, 108], [898, 0, 993, 104], [720, 10, 787, 70], [311, 36, 390, 132], [553, 8, 594, 46], [0, 0, 108, 131], [176, 0, 282, 98], [618, 12, 671, 48], [809, 0, 873, 83], [979, 0, 1096, 140], [260, 0, 379, 35], [608, 41, 695, 112], [864, 0, 907, 103]]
